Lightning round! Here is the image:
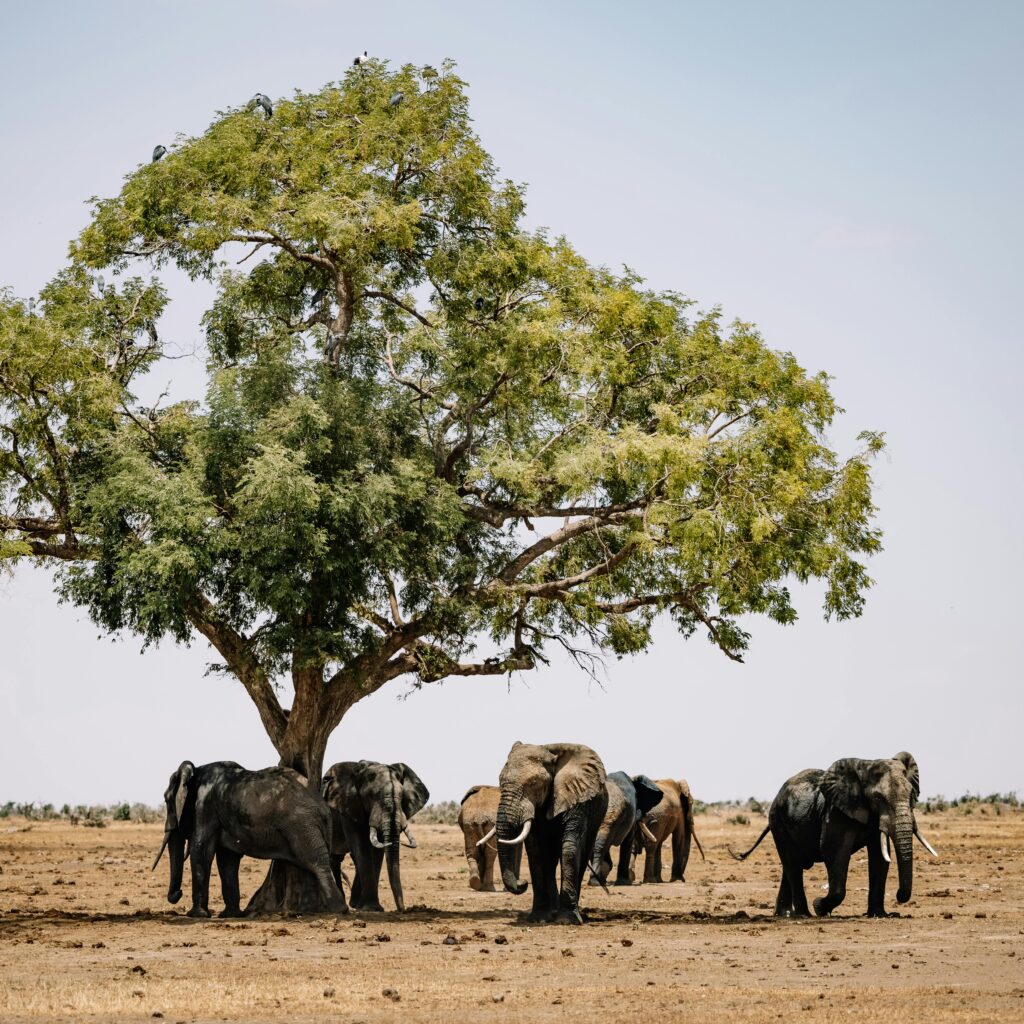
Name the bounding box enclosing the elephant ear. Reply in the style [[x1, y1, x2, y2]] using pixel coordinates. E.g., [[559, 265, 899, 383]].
[[323, 761, 365, 818], [820, 759, 870, 824], [632, 774, 664, 817], [460, 785, 484, 805], [392, 763, 430, 818], [547, 744, 606, 819], [172, 760, 194, 827], [892, 751, 920, 803]]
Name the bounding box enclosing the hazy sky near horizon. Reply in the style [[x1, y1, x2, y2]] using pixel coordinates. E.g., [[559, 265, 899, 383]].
[[1, 1, 1021, 806]]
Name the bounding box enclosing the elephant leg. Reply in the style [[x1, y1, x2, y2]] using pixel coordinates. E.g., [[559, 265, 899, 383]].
[[775, 871, 793, 916], [187, 840, 214, 918], [347, 831, 378, 911], [555, 805, 588, 923], [465, 828, 484, 891], [652, 840, 664, 882], [215, 848, 243, 918], [480, 841, 498, 892], [330, 854, 344, 891], [361, 846, 385, 912], [524, 834, 553, 922], [815, 833, 856, 917], [773, 833, 810, 917], [672, 821, 692, 882], [614, 830, 635, 885], [865, 836, 891, 917]]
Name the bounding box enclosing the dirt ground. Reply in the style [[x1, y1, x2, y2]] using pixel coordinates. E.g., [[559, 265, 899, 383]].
[[0, 808, 1021, 1023]]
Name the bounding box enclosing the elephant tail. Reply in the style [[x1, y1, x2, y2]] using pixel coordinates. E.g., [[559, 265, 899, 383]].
[[729, 824, 771, 862], [679, 780, 706, 863]]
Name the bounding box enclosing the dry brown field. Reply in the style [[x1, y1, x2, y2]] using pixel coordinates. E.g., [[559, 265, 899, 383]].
[[1, 807, 1022, 1023]]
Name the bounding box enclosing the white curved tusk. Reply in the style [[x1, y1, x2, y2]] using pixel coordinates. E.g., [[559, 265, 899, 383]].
[[879, 830, 891, 864], [914, 830, 938, 858], [369, 826, 386, 850], [401, 826, 417, 849], [639, 821, 657, 844], [498, 819, 532, 846], [476, 826, 497, 848]]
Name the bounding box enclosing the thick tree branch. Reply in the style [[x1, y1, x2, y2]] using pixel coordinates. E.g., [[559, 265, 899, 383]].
[[363, 289, 434, 328]]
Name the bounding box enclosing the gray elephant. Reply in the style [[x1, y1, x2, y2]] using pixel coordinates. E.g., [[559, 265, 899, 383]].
[[731, 751, 938, 917], [153, 760, 345, 918], [495, 741, 608, 925], [321, 760, 429, 913], [458, 784, 522, 892], [587, 772, 664, 886]]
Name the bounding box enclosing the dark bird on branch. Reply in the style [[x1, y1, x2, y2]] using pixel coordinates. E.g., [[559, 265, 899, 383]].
[[152, 145, 167, 163], [146, 320, 159, 346], [389, 92, 404, 108], [474, 296, 485, 312], [251, 93, 273, 118]]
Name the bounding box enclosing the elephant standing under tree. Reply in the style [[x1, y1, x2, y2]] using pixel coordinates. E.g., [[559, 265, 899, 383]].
[[731, 751, 938, 917], [588, 772, 664, 886], [637, 778, 705, 883], [495, 742, 608, 924], [153, 761, 345, 917], [458, 784, 522, 892], [321, 760, 429, 912]]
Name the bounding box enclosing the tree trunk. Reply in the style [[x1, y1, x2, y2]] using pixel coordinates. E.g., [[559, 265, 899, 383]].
[[245, 675, 349, 916]]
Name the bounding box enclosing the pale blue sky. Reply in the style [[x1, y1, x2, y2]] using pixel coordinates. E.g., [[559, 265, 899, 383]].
[[1, 1, 1021, 804]]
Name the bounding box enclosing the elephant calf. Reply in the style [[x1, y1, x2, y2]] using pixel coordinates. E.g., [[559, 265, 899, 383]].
[[637, 778, 705, 884], [153, 760, 345, 918], [458, 784, 522, 891], [731, 751, 939, 917]]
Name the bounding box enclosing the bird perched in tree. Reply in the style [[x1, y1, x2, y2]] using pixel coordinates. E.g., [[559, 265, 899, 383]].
[[251, 93, 273, 118], [152, 145, 167, 163], [389, 92, 404, 108], [353, 51, 369, 66], [313, 109, 329, 120], [146, 320, 159, 346], [474, 296, 485, 312]]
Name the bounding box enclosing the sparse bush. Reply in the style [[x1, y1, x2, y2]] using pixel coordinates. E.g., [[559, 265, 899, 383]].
[[414, 801, 460, 825], [746, 797, 765, 815], [112, 803, 131, 821], [130, 803, 161, 824], [727, 813, 750, 826]]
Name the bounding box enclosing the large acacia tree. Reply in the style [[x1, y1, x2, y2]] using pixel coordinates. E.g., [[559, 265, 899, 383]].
[[1, 61, 881, 908]]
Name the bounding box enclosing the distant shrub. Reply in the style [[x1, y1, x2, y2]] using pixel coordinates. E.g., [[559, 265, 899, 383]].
[[727, 813, 750, 826], [415, 801, 460, 825], [112, 803, 131, 821], [130, 803, 161, 824], [746, 797, 766, 815]]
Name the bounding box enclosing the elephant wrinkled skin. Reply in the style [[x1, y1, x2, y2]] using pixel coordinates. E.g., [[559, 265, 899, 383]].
[[495, 741, 608, 924], [321, 760, 429, 912], [731, 751, 938, 917], [588, 772, 663, 886], [153, 760, 345, 918]]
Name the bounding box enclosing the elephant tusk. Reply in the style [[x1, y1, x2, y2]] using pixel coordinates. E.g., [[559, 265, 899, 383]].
[[151, 831, 171, 871], [401, 826, 417, 849], [914, 828, 938, 858], [476, 826, 497, 848], [498, 819, 532, 846], [369, 827, 387, 850], [879, 830, 891, 864], [639, 821, 657, 844]]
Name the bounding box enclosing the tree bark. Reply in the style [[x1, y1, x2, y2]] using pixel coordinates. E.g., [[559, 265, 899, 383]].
[[245, 668, 352, 916]]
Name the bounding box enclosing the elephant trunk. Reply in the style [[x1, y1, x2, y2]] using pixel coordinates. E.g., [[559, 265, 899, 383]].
[[165, 829, 186, 905], [385, 842, 404, 912], [496, 788, 531, 895], [892, 807, 914, 903]]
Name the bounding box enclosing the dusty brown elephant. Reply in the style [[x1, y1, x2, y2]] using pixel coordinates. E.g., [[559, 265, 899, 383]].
[[458, 784, 522, 891], [637, 778, 705, 883]]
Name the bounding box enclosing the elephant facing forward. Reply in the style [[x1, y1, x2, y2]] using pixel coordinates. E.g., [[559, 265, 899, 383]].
[[458, 784, 522, 891], [731, 751, 938, 917], [321, 760, 429, 912], [495, 741, 608, 924], [638, 778, 705, 883]]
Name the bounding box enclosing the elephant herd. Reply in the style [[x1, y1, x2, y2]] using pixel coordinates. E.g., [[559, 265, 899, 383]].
[[153, 743, 937, 925]]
